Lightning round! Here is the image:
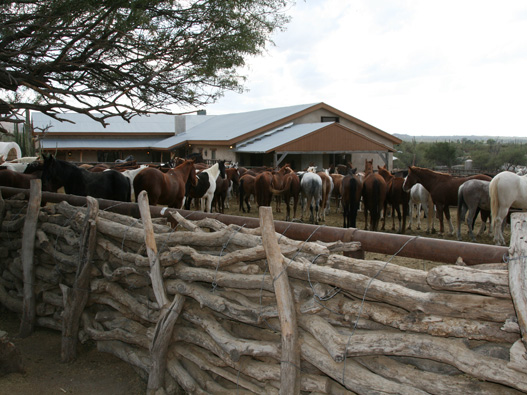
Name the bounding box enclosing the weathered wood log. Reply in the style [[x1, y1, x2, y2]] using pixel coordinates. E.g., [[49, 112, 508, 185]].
[[90, 279, 160, 323], [326, 254, 432, 292], [260, 206, 300, 395], [357, 355, 522, 395], [165, 263, 275, 292], [0, 283, 22, 313], [182, 303, 281, 361], [96, 236, 150, 267], [300, 332, 427, 394], [96, 340, 151, 373], [427, 265, 510, 298], [39, 222, 79, 246], [19, 179, 41, 338], [61, 196, 99, 362], [509, 212, 527, 350], [320, 294, 519, 343], [336, 330, 527, 392], [285, 256, 515, 322]]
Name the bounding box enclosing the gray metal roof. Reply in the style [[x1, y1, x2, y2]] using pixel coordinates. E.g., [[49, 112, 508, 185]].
[[32, 112, 176, 134], [235, 122, 333, 153], [154, 103, 317, 149], [40, 138, 164, 149]]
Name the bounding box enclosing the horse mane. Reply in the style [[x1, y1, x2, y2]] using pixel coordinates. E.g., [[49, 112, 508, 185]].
[[409, 166, 452, 179]]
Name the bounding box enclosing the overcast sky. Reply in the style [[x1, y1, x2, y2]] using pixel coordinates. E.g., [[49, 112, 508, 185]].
[[202, 0, 527, 137]]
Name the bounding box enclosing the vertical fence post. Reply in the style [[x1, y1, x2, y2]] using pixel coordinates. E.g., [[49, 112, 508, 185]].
[[509, 212, 527, 351], [259, 206, 300, 395], [19, 179, 41, 338]]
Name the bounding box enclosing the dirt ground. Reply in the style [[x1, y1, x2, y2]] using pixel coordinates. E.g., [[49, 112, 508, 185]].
[[0, 199, 508, 394]]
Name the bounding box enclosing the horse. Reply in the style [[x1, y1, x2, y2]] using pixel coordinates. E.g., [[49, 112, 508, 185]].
[[457, 179, 491, 242], [109, 164, 148, 202], [224, 167, 240, 209], [281, 168, 301, 221], [407, 182, 435, 233], [238, 173, 256, 212], [340, 173, 363, 228], [330, 173, 344, 213], [41, 154, 131, 202], [361, 159, 387, 231], [377, 165, 409, 233], [199, 161, 226, 213], [402, 166, 492, 235], [317, 169, 334, 221], [133, 159, 197, 208], [299, 170, 323, 224], [490, 171, 527, 245]]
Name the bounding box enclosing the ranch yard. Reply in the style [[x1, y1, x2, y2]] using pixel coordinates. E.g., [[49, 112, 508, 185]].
[[0, 196, 512, 394]]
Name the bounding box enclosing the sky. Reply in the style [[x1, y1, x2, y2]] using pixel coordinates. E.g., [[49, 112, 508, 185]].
[[202, 0, 527, 137]]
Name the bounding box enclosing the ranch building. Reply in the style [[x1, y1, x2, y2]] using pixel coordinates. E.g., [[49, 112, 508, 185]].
[[32, 102, 401, 171]]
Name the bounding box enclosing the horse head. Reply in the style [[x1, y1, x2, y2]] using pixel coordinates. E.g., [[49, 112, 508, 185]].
[[402, 166, 418, 192], [219, 160, 226, 179]]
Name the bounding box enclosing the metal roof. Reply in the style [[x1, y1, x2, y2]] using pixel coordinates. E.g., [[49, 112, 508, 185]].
[[235, 122, 333, 153], [32, 112, 176, 134], [153, 103, 317, 149], [40, 138, 164, 149]]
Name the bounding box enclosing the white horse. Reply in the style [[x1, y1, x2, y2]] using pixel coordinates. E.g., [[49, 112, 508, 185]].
[[490, 171, 527, 245], [299, 170, 323, 224], [407, 182, 435, 233]]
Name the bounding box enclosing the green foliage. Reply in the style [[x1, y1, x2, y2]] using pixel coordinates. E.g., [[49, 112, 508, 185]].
[[424, 142, 460, 169], [0, 0, 292, 126], [394, 139, 526, 173]]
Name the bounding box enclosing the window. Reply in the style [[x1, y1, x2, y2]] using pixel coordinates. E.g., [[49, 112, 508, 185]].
[[321, 116, 339, 123]]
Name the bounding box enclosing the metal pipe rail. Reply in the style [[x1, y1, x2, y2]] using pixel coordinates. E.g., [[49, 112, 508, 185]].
[[0, 187, 509, 265]]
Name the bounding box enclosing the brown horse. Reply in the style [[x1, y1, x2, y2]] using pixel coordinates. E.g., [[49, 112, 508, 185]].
[[317, 170, 334, 221], [254, 171, 274, 207], [340, 173, 363, 228], [133, 159, 197, 208], [330, 173, 344, 213], [361, 159, 387, 231], [238, 173, 256, 212], [377, 165, 409, 233], [402, 166, 492, 234]]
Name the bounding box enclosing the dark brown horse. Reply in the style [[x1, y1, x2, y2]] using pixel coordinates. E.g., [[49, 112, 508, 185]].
[[377, 165, 409, 233], [0, 168, 40, 189], [402, 166, 492, 234], [340, 173, 363, 228], [239, 173, 256, 212], [361, 159, 387, 231], [133, 159, 197, 208]]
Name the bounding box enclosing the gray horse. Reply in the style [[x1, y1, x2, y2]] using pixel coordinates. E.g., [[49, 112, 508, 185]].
[[457, 179, 491, 241]]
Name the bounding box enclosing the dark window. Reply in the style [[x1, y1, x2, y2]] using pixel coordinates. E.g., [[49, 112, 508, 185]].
[[321, 116, 339, 123]]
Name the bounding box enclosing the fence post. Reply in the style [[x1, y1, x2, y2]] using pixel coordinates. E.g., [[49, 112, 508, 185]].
[[259, 206, 300, 395], [509, 212, 527, 351], [19, 179, 41, 338]]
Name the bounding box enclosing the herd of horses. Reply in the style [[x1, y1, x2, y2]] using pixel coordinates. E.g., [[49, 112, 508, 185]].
[[0, 154, 526, 246]]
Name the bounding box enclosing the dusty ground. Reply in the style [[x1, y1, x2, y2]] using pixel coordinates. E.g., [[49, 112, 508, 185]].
[[0, 199, 508, 394]]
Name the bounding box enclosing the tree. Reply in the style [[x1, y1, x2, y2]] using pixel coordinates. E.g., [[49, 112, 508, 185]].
[[424, 141, 459, 169], [0, 0, 291, 131]]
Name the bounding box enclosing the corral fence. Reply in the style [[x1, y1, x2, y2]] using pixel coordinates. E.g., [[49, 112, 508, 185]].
[[1, 183, 527, 394]]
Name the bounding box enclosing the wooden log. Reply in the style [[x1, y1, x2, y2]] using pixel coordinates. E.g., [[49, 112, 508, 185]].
[[509, 212, 527, 350], [259, 206, 300, 395], [165, 263, 275, 292], [61, 196, 99, 362], [427, 265, 510, 298], [0, 189, 5, 230], [138, 191, 186, 395], [96, 340, 151, 373], [39, 222, 79, 246], [96, 236, 150, 267], [326, 254, 432, 292], [337, 331, 527, 392], [19, 179, 41, 338], [285, 256, 515, 322], [320, 295, 519, 343], [0, 283, 22, 313], [300, 332, 427, 394], [357, 355, 521, 395], [182, 304, 281, 361], [166, 349, 205, 394]]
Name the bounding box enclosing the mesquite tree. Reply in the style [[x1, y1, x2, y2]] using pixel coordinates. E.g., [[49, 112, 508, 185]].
[[0, 0, 291, 131]]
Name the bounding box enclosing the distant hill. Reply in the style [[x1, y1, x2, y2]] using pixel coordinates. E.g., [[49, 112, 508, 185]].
[[393, 134, 527, 143]]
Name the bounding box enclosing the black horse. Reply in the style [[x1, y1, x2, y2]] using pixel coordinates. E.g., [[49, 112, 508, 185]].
[[41, 154, 131, 202]]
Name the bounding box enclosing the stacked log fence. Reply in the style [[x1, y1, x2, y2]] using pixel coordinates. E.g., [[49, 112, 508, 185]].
[[1, 183, 527, 394]]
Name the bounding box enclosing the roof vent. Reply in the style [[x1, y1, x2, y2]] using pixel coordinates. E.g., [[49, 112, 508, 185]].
[[197, 110, 207, 115]]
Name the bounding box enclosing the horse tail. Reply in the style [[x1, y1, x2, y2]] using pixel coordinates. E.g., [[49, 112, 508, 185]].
[[371, 178, 381, 230], [239, 178, 245, 211], [489, 176, 500, 231], [348, 176, 359, 227]]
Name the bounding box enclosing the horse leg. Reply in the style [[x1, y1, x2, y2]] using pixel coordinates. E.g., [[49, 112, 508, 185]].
[[444, 206, 455, 235], [466, 206, 478, 242], [457, 203, 468, 241], [493, 206, 509, 245]]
